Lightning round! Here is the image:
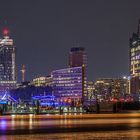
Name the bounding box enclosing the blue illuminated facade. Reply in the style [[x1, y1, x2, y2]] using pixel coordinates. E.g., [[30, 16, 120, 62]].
[[52, 66, 85, 106], [32, 95, 59, 107]]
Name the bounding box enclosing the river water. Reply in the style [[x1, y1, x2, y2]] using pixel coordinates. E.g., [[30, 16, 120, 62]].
[[0, 114, 140, 139], [0, 130, 140, 140]]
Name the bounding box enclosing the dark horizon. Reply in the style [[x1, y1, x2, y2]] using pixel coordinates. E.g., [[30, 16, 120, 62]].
[[0, 0, 140, 82]]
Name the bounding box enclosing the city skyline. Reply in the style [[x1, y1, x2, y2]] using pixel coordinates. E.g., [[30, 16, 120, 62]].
[[0, 1, 140, 140], [0, 0, 140, 81]]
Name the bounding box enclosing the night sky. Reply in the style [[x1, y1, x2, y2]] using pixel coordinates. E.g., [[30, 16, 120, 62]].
[[0, 0, 140, 82]]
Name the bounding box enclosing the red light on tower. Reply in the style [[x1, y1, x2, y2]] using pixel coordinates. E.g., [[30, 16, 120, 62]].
[[3, 28, 9, 36]]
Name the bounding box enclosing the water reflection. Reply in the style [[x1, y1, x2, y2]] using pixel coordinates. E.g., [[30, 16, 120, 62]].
[[0, 130, 140, 140], [0, 120, 7, 130], [0, 114, 140, 139]]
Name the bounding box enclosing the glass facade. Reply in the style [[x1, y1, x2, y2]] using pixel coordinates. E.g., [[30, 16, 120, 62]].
[[0, 31, 16, 95], [130, 20, 140, 93], [52, 67, 84, 105], [130, 35, 140, 76]]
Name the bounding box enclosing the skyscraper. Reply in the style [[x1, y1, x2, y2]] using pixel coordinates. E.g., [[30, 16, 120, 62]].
[[0, 28, 16, 95], [69, 47, 87, 68], [69, 47, 88, 101], [130, 20, 140, 94]]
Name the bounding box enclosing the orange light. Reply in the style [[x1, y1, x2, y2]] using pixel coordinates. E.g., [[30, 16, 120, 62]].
[[68, 99, 71, 103]]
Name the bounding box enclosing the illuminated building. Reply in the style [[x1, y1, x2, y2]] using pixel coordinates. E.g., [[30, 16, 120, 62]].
[[87, 81, 94, 100], [0, 28, 16, 96], [130, 20, 140, 94], [32, 76, 52, 87], [94, 78, 129, 100], [69, 47, 88, 100], [51, 66, 85, 106], [32, 95, 59, 107]]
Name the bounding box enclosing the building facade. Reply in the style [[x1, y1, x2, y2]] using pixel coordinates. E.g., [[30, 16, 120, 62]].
[[32, 76, 52, 87], [87, 81, 94, 100], [51, 67, 85, 106], [69, 47, 87, 68], [0, 29, 16, 96], [94, 78, 129, 101], [130, 20, 140, 93], [69, 47, 88, 100]]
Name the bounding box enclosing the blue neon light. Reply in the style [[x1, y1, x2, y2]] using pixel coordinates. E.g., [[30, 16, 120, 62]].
[[40, 102, 59, 106], [0, 93, 17, 103], [32, 95, 56, 100], [0, 101, 7, 104]]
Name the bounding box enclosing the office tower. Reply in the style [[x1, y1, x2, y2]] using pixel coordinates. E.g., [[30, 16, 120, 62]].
[[69, 47, 87, 68], [0, 28, 16, 95], [130, 20, 140, 94], [52, 66, 84, 106], [69, 47, 88, 101]]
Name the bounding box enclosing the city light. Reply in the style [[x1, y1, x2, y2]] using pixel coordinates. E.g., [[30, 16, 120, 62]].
[[3, 28, 9, 36]]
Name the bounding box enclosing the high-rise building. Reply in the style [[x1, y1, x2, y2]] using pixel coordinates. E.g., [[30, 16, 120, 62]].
[[69, 47, 87, 68], [130, 20, 140, 94], [51, 67, 84, 106], [69, 47, 88, 100], [0, 28, 16, 95]]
